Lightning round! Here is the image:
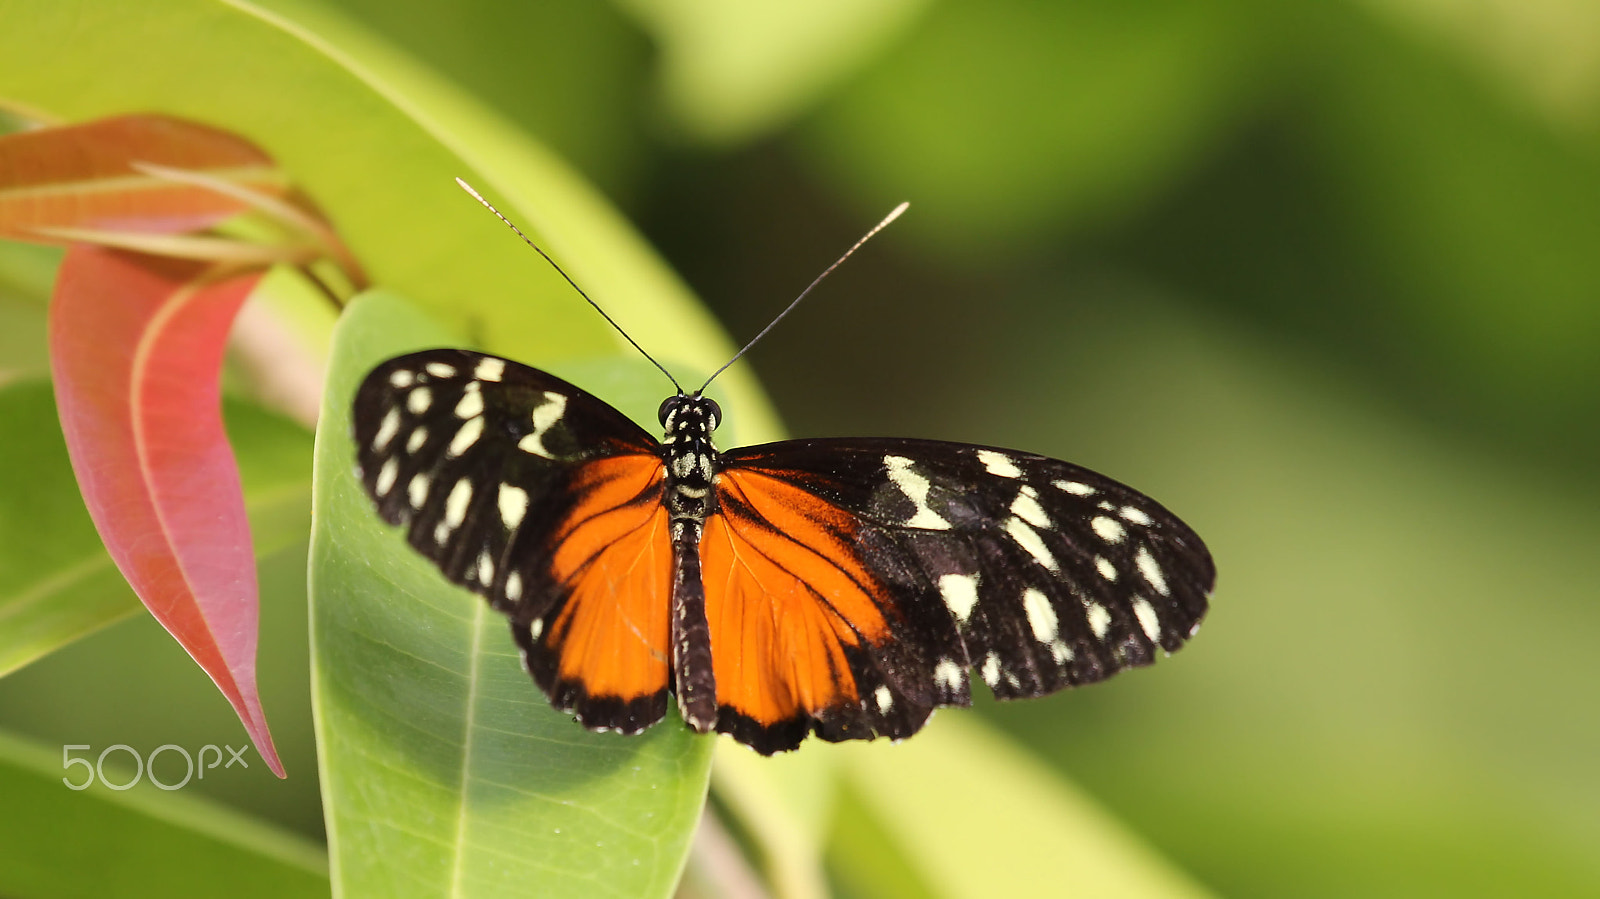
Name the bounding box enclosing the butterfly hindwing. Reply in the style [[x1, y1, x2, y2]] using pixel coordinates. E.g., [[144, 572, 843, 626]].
[[352, 349, 674, 734], [697, 464, 937, 753], [709, 438, 1214, 752]]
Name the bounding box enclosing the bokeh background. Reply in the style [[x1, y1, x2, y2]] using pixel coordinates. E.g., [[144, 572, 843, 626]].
[[3, 1, 1598, 896]]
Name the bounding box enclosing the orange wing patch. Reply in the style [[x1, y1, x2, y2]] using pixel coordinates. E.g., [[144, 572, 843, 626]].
[[546, 456, 672, 701], [702, 469, 891, 726]]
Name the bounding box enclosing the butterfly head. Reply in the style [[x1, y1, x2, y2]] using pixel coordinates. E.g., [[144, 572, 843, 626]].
[[658, 393, 721, 440], [659, 394, 722, 518]]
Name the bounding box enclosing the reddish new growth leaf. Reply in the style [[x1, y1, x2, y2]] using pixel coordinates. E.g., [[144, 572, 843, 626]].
[[50, 246, 283, 776], [0, 113, 345, 777], [0, 114, 287, 239]]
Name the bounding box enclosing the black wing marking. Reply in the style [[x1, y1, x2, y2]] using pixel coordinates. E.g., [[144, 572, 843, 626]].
[[719, 437, 1214, 746]]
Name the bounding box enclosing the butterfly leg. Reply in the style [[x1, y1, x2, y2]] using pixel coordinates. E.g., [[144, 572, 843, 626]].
[[671, 522, 718, 732]]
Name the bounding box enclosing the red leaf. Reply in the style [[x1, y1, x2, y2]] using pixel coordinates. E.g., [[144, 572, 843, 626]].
[[49, 245, 283, 777], [0, 114, 286, 240]]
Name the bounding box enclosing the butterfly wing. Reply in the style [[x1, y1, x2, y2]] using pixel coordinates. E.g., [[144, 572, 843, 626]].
[[352, 349, 675, 734], [705, 437, 1214, 753]]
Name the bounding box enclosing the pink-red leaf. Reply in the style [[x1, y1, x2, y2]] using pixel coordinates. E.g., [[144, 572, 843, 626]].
[[0, 114, 287, 240], [49, 244, 283, 776]]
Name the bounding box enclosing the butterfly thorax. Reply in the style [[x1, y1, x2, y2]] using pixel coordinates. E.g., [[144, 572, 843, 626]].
[[659, 394, 722, 534]]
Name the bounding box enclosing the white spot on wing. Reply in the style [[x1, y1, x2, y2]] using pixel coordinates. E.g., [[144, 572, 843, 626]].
[[528, 617, 543, 639], [1006, 517, 1059, 571], [476, 551, 494, 584], [474, 357, 505, 382], [1135, 545, 1169, 596], [444, 478, 473, 527], [499, 483, 529, 529], [517, 391, 567, 458], [1085, 601, 1112, 639], [1091, 516, 1126, 544], [1120, 505, 1154, 526], [455, 382, 484, 419], [374, 457, 399, 495], [1022, 588, 1059, 643], [406, 427, 428, 454], [934, 659, 965, 693], [408, 472, 431, 508], [505, 571, 523, 602], [874, 685, 893, 713], [425, 362, 456, 378], [1050, 641, 1074, 664], [1095, 556, 1117, 581], [884, 455, 951, 529], [981, 653, 1002, 688], [448, 416, 484, 456], [1054, 479, 1095, 496], [938, 573, 980, 623], [1133, 598, 1162, 643], [373, 408, 400, 451], [978, 450, 1022, 478], [1010, 486, 1051, 529], [388, 370, 414, 388], [407, 387, 432, 414]]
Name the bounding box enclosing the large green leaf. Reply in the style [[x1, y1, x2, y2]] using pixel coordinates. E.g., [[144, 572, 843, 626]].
[[0, 728, 326, 898], [710, 741, 836, 899], [830, 715, 1212, 899], [0, 379, 312, 677], [312, 0, 650, 198], [310, 290, 714, 899], [0, 0, 776, 438]]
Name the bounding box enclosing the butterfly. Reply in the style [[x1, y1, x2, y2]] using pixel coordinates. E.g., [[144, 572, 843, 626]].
[[351, 185, 1214, 755]]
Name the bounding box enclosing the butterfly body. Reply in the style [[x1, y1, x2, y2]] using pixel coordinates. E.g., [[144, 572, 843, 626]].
[[657, 393, 723, 734], [355, 349, 1214, 755]]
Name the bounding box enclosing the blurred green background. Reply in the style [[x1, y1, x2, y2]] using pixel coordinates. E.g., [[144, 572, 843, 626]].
[[3, 0, 1599, 896]]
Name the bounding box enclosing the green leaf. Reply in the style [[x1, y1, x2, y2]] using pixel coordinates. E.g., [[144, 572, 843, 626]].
[[616, 0, 932, 146], [0, 379, 312, 677], [0, 241, 56, 378], [0, 240, 60, 306], [710, 741, 836, 899], [0, 0, 777, 440], [833, 715, 1213, 899], [305, 0, 650, 197], [310, 290, 713, 899], [0, 727, 326, 898]]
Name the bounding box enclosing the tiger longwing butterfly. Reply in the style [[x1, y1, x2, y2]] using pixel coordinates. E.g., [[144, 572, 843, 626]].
[[352, 183, 1214, 755]]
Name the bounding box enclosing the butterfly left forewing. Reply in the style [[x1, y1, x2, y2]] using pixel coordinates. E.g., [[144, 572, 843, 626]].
[[353, 349, 674, 734], [713, 437, 1214, 751]]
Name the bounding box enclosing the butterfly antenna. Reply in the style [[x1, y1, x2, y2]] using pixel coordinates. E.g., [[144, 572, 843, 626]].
[[697, 201, 908, 394], [455, 177, 685, 394]]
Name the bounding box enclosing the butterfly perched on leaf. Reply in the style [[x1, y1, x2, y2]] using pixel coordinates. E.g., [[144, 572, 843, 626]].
[[351, 185, 1214, 755]]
